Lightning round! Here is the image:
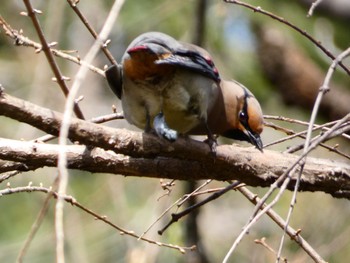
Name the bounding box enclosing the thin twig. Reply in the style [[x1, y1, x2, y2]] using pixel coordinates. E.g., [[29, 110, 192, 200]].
[[255, 238, 288, 262], [224, 0, 350, 75], [16, 178, 59, 263], [0, 171, 21, 183], [56, 1, 124, 262], [22, 0, 85, 120], [264, 115, 350, 141], [276, 47, 350, 262], [0, 185, 194, 254], [90, 112, 124, 123], [307, 0, 324, 17], [177, 179, 212, 207], [158, 181, 241, 235], [223, 165, 298, 263], [238, 186, 326, 262], [264, 120, 350, 159], [0, 16, 105, 76], [223, 113, 350, 263], [139, 180, 213, 239], [285, 122, 350, 154], [66, 0, 117, 65]]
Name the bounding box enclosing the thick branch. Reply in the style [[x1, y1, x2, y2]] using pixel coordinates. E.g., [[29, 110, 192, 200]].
[[0, 91, 350, 198], [0, 138, 349, 199]]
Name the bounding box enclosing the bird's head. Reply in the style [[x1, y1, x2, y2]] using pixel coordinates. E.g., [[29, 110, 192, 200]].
[[125, 32, 177, 61], [123, 41, 174, 82], [223, 83, 264, 151]]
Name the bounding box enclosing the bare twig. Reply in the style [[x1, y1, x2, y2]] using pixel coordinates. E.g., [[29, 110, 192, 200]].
[[178, 179, 212, 207], [238, 186, 326, 262], [56, 0, 124, 262], [66, 0, 117, 65], [139, 180, 212, 239], [22, 0, 85, 120], [285, 122, 350, 154], [223, 113, 350, 262], [223, 0, 350, 75], [158, 181, 241, 235], [264, 120, 350, 159], [0, 185, 194, 254], [90, 112, 124, 123], [303, 47, 350, 151], [255, 238, 288, 262], [16, 178, 59, 263], [307, 0, 324, 17], [264, 116, 350, 141], [276, 47, 350, 262], [0, 16, 105, 76]]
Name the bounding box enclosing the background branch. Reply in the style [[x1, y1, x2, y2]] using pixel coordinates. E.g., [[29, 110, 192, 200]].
[[256, 25, 350, 121], [22, 0, 85, 120], [0, 185, 192, 254], [224, 0, 350, 75], [0, 16, 105, 76]]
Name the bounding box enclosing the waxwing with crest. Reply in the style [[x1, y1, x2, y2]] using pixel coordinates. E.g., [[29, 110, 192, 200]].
[[106, 32, 264, 151]]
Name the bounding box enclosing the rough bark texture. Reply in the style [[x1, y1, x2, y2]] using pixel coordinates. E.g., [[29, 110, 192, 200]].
[[1, 91, 349, 198]]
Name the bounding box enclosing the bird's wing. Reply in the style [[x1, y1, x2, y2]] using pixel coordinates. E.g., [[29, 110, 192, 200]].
[[105, 64, 123, 99], [155, 42, 220, 82]]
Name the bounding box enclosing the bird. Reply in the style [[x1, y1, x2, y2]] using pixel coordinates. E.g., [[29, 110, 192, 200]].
[[189, 79, 264, 151], [105, 32, 220, 147], [105, 31, 264, 151]]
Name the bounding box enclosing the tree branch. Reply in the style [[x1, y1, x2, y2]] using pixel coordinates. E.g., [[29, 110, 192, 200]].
[[0, 16, 105, 77], [0, 185, 193, 254], [224, 0, 350, 75], [0, 91, 349, 198], [22, 0, 85, 120], [255, 25, 350, 121]]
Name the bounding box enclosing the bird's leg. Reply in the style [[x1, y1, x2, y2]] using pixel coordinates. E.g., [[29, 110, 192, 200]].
[[153, 112, 178, 142], [204, 121, 217, 154], [144, 111, 152, 133]]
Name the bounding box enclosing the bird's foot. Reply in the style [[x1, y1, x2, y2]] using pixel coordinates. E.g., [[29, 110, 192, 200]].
[[204, 134, 218, 155], [153, 112, 178, 142]]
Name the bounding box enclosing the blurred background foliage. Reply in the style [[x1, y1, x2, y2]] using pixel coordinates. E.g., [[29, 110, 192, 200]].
[[0, 0, 349, 262]]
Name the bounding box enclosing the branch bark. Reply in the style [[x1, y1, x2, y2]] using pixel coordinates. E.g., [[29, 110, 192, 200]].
[[0, 91, 350, 198]]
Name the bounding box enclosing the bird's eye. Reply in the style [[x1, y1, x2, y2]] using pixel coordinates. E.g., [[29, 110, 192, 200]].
[[239, 111, 247, 122]]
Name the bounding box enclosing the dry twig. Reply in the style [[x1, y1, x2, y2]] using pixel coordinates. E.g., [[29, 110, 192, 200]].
[[0, 185, 193, 254], [0, 16, 105, 76], [224, 0, 350, 75], [22, 0, 85, 120], [307, 0, 324, 17], [276, 47, 350, 262], [54, 0, 124, 261]]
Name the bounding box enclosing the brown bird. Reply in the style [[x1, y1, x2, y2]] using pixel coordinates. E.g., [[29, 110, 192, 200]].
[[190, 79, 264, 151], [105, 32, 264, 151]]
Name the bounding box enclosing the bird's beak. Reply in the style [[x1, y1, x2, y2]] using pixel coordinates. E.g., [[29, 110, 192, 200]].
[[246, 130, 263, 152]]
